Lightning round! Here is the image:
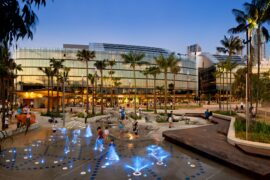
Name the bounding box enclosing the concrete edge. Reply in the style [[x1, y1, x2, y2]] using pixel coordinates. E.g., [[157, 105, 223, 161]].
[[0, 123, 40, 138], [226, 115, 270, 150]]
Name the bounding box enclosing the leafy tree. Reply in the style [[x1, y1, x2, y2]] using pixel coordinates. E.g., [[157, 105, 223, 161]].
[[155, 53, 178, 114], [141, 68, 151, 110], [0, 0, 47, 46], [217, 35, 243, 111], [88, 73, 97, 115], [0, 47, 22, 129], [106, 59, 116, 107], [148, 66, 161, 114], [77, 49, 96, 114], [50, 58, 64, 113], [94, 60, 108, 114], [121, 52, 148, 113], [38, 66, 54, 114], [171, 65, 181, 109]]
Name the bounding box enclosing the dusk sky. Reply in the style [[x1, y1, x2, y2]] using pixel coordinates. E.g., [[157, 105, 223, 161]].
[[18, 0, 270, 57]]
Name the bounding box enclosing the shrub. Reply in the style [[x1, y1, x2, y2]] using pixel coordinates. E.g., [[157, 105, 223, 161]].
[[214, 111, 237, 116], [40, 111, 62, 118], [156, 116, 167, 123]]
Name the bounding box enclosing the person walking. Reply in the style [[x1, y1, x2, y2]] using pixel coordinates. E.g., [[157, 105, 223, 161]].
[[133, 120, 139, 136], [168, 111, 173, 128]]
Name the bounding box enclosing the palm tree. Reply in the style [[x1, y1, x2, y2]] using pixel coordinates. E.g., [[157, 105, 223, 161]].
[[58, 67, 70, 127], [113, 78, 122, 106], [213, 67, 223, 111], [155, 53, 178, 114], [229, 8, 256, 113], [217, 35, 244, 111], [77, 49, 96, 114], [106, 59, 116, 107], [156, 85, 164, 109], [171, 65, 181, 110], [0, 0, 46, 46], [94, 60, 108, 115], [88, 73, 96, 115], [38, 66, 54, 114], [148, 66, 161, 114], [229, 1, 270, 114], [0, 47, 22, 129], [141, 68, 151, 111], [121, 52, 148, 113], [243, 0, 270, 114], [225, 60, 238, 113], [50, 58, 64, 113]]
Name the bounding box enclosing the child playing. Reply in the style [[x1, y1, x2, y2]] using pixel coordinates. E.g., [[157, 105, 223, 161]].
[[104, 126, 109, 141]]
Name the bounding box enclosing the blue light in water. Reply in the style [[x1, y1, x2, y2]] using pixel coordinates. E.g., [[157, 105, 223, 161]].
[[106, 145, 120, 161], [40, 159, 45, 164], [72, 132, 77, 144], [148, 146, 170, 165], [87, 164, 91, 172], [125, 156, 152, 176], [64, 136, 70, 154], [85, 124, 92, 138], [94, 139, 104, 151]]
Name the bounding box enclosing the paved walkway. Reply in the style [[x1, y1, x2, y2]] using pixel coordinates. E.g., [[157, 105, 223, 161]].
[[163, 116, 270, 178]]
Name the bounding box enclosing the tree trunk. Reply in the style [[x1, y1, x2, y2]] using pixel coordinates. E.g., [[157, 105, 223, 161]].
[[173, 74, 176, 110], [164, 70, 168, 114], [230, 70, 232, 114], [86, 61, 89, 114], [51, 76, 54, 112], [146, 75, 148, 111], [92, 82, 95, 115], [219, 75, 221, 111], [154, 75, 157, 114], [47, 76, 50, 114], [101, 70, 104, 114], [133, 67, 137, 114], [255, 28, 261, 115], [222, 71, 225, 111], [56, 78, 60, 113], [226, 70, 229, 111], [110, 67, 113, 107]]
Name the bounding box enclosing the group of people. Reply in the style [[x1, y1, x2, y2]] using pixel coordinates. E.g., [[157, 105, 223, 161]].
[[95, 126, 114, 151]]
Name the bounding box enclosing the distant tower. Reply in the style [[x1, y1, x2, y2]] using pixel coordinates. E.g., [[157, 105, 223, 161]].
[[187, 44, 202, 56], [252, 30, 266, 65]]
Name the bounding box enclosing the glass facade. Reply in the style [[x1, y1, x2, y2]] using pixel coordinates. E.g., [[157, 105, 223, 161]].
[[15, 43, 197, 94]]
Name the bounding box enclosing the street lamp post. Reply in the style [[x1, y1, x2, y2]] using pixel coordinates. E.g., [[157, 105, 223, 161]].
[[81, 74, 84, 108]]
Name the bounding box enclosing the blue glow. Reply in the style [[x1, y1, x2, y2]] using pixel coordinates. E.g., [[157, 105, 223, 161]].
[[94, 139, 104, 151], [40, 159, 45, 164], [64, 136, 70, 154], [61, 128, 67, 134], [85, 124, 92, 138], [106, 145, 120, 161], [147, 145, 170, 165], [72, 132, 77, 144], [125, 156, 152, 175]]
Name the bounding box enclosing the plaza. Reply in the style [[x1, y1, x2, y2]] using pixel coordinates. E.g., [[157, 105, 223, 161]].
[[1, 0, 270, 179], [0, 108, 254, 180]]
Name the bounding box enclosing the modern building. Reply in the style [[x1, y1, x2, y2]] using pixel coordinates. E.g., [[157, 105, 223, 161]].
[[15, 43, 197, 108], [197, 53, 245, 100]]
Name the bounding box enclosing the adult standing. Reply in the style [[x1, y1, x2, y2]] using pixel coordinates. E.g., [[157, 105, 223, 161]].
[[168, 111, 173, 128]]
